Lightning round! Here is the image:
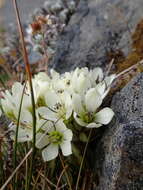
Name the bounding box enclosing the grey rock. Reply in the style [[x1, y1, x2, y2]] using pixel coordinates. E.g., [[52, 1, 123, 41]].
[[50, 0, 143, 73], [28, 51, 42, 65], [93, 73, 143, 190]]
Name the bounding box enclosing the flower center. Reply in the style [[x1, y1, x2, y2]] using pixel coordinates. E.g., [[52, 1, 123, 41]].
[[81, 112, 94, 123], [49, 131, 63, 145]]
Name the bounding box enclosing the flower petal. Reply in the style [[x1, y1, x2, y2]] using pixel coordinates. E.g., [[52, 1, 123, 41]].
[[17, 128, 33, 142], [86, 122, 102, 128], [36, 133, 49, 149], [72, 93, 84, 115], [95, 108, 114, 125], [55, 120, 67, 132], [45, 90, 60, 107], [42, 144, 58, 161], [73, 112, 87, 127], [38, 107, 57, 121], [85, 88, 102, 112], [63, 129, 73, 141], [60, 141, 72, 156]]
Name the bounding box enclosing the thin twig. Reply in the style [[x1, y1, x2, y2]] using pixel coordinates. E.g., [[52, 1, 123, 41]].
[[59, 154, 72, 190], [39, 172, 57, 188], [116, 60, 143, 79], [56, 165, 68, 190], [106, 58, 114, 76]]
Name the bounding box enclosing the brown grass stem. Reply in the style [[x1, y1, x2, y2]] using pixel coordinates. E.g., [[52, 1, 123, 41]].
[[59, 154, 72, 190], [12, 0, 37, 189]]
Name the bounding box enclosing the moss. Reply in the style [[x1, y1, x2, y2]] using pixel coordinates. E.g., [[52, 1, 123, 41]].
[[107, 19, 143, 96]]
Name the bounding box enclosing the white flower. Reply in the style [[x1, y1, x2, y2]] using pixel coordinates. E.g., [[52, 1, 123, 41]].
[[89, 67, 104, 86], [72, 88, 114, 128], [8, 110, 47, 143], [1, 82, 31, 120], [36, 120, 73, 161], [70, 68, 91, 95], [38, 90, 72, 121], [32, 73, 50, 106]]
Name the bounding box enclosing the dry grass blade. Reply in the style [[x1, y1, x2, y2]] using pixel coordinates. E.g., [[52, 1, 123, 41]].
[[0, 149, 32, 190], [116, 60, 143, 78], [39, 172, 57, 188], [56, 165, 68, 190]]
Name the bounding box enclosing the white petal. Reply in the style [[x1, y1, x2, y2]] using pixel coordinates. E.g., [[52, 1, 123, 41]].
[[50, 69, 60, 80], [65, 106, 73, 120], [72, 93, 84, 115], [42, 144, 59, 161], [90, 67, 103, 83], [95, 82, 106, 96], [17, 128, 33, 142], [36, 133, 49, 149], [73, 112, 87, 127], [45, 90, 60, 107], [55, 120, 67, 132], [12, 82, 23, 96], [63, 129, 73, 141], [76, 73, 90, 93], [37, 119, 52, 131], [60, 141, 72, 156], [85, 88, 102, 113], [38, 107, 57, 121], [86, 122, 102, 128], [95, 108, 114, 125], [20, 110, 33, 125]]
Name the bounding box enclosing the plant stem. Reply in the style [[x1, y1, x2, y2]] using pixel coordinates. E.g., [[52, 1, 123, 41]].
[[12, 0, 37, 189], [59, 154, 72, 190], [75, 129, 93, 190]]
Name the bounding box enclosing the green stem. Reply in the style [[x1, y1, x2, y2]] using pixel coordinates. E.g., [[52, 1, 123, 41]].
[[75, 129, 93, 190]]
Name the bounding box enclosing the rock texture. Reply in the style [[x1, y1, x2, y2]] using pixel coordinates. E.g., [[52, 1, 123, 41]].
[[94, 73, 143, 190], [51, 0, 143, 72]]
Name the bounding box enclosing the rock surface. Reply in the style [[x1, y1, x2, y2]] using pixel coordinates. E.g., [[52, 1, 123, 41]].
[[51, 0, 143, 72], [0, 0, 46, 28], [93, 73, 143, 190]]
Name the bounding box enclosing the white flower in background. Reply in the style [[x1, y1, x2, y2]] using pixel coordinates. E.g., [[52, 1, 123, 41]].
[[89, 67, 104, 86], [70, 68, 91, 95], [32, 73, 51, 106], [36, 120, 73, 161], [9, 110, 46, 143], [72, 88, 114, 128], [38, 90, 72, 121], [1, 82, 31, 120]]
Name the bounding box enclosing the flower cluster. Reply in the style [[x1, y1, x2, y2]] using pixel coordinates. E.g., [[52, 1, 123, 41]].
[[0, 67, 115, 161]]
